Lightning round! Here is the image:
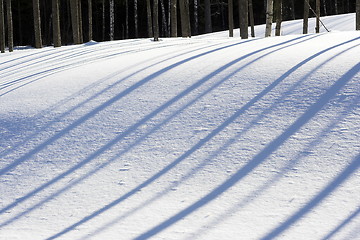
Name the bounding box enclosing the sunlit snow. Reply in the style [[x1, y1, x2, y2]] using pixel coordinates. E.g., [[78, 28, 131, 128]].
[[0, 13, 359, 240]]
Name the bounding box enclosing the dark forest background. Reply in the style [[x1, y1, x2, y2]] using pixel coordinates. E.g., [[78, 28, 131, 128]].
[[1, 0, 357, 48]]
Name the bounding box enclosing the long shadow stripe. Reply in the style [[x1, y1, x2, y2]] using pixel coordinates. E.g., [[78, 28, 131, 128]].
[[0, 41, 224, 159], [0, 39, 255, 216], [261, 153, 360, 240], [133, 60, 360, 240], [75, 34, 322, 239], [321, 206, 360, 240], [190, 93, 360, 240], [46, 35, 359, 240], [41, 36, 315, 240]]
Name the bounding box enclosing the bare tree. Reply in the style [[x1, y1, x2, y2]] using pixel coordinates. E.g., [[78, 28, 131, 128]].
[[153, 0, 159, 41], [0, 0, 5, 53], [134, 0, 138, 38], [17, 0, 22, 45], [315, 0, 320, 33], [249, 0, 255, 37], [70, 0, 81, 44], [204, 0, 212, 33], [125, 0, 129, 38], [290, 0, 295, 19], [303, 0, 309, 34], [228, 0, 234, 37], [102, 0, 105, 40], [239, 0, 248, 39], [357, 0, 360, 30], [274, 0, 282, 36], [52, 0, 61, 47], [88, 0, 93, 41], [170, 0, 177, 37], [146, 0, 153, 37], [78, 0, 83, 43], [179, 0, 191, 37], [194, 0, 198, 35], [160, 0, 168, 36], [110, 0, 114, 40], [322, 0, 327, 16], [265, 0, 273, 37], [32, 0, 42, 48], [6, 0, 13, 51]]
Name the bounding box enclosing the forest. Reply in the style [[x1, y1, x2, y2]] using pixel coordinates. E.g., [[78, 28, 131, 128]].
[[0, 0, 359, 53]]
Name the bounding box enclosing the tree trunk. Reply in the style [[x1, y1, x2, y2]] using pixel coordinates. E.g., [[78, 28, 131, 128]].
[[70, 0, 81, 44], [6, 0, 13, 51], [239, 0, 248, 39], [315, 0, 320, 33], [146, 0, 153, 37], [153, 0, 159, 41], [303, 0, 309, 34], [334, 0, 338, 14], [357, 0, 360, 30], [32, 0, 42, 48], [160, 0, 168, 36], [274, 0, 282, 36], [63, 0, 71, 44], [186, 0, 191, 36], [17, 0, 22, 45], [170, 0, 177, 37], [265, 0, 273, 37], [194, 0, 198, 35], [179, 0, 190, 37], [52, 0, 61, 47], [290, 0, 295, 19], [134, 0, 138, 38], [109, 0, 114, 40], [228, 0, 234, 37], [101, 0, 105, 40], [125, 0, 129, 38], [323, 0, 327, 16], [220, 1, 225, 30], [88, 0, 92, 41], [78, 0, 83, 43], [204, 0, 212, 33], [249, 0, 255, 37], [0, 0, 5, 53]]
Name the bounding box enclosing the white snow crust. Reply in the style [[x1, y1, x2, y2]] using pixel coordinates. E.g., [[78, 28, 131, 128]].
[[0, 13, 359, 240]]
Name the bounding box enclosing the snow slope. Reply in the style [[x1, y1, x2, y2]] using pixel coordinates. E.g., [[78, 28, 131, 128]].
[[0, 13, 359, 240]]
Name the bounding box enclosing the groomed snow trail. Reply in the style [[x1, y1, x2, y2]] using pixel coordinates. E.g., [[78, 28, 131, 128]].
[[0, 14, 359, 240]]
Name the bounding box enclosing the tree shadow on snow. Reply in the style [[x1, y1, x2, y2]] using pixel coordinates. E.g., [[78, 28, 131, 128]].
[[187, 43, 360, 239], [190, 92, 360, 240], [71, 34, 324, 239], [0, 40, 225, 162], [131, 48, 360, 240], [1, 35, 358, 240], [0, 38, 256, 225], [260, 152, 360, 240], [321, 206, 360, 240], [22, 36, 314, 240], [41, 35, 329, 239], [0, 39, 194, 96]]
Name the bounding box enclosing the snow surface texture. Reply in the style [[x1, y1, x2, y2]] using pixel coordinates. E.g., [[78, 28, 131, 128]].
[[0, 14, 359, 240]]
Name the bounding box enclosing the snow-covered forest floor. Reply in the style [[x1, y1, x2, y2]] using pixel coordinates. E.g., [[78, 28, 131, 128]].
[[0, 13, 359, 240]]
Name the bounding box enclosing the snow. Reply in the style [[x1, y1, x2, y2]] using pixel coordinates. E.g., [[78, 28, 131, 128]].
[[0, 13, 359, 240]]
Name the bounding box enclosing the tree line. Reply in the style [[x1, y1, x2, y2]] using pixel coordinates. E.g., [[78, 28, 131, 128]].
[[0, 0, 359, 53]]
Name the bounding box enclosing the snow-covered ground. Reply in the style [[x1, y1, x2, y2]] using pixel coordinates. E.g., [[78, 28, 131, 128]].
[[0, 13, 359, 240]]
